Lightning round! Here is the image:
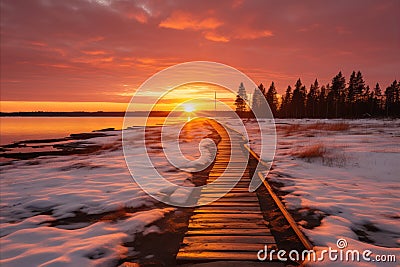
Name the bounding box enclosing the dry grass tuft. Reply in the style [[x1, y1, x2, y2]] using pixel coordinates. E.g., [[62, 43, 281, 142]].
[[295, 143, 326, 158], [304, 122, 350, 131], [284, 122, 350, 135], [284, 124, 301, 135], [323, 122, 350, 131], [293, 143, 347, 166]]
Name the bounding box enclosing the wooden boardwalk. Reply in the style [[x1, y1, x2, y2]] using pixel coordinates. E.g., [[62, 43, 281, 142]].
[[176, 121, 285, 265]]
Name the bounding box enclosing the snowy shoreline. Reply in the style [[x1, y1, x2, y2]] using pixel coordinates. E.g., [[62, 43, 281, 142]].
[[0, 121, 218, 266]]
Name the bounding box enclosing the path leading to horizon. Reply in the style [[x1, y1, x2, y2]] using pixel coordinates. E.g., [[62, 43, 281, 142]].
[[176, 120, 286, 266]]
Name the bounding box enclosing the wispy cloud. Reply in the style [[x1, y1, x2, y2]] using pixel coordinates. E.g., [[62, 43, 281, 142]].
[[81, 50, 108, 55], [204, 32, 229, 43], [234, 28, 274, 39], [159, 11, 223, 30]]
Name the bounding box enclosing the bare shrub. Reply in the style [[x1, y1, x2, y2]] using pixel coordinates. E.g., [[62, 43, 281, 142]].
[[294, 143, 326, 159], [294, 144, 347, 167], [322, 152, 347, 167]]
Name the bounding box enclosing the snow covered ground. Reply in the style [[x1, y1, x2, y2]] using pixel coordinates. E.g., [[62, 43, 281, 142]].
[[1, 118, 399, 266], [239, 119, 400, 266], [0, 122, 216, 266]]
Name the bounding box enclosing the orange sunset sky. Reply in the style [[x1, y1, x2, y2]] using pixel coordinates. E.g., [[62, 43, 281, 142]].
[[1, 0, 399, 112]]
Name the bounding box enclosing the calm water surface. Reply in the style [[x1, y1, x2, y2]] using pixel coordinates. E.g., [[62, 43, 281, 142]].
[[0, 117, 187, 145]]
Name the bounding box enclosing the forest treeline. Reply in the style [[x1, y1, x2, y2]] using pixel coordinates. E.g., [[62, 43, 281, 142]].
[[235, 71, 400, 118]]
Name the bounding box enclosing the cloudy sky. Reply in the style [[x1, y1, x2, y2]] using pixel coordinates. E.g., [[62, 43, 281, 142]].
[[1, 0, 399, 111]]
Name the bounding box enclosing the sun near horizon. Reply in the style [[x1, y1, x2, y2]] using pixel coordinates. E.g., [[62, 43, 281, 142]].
[[0, 82, 239, 113], [183, 103, 196, 113]]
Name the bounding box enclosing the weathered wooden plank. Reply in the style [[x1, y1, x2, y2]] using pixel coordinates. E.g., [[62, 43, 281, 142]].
[[208, 178, 247, 181], [200, 197, 259, 202], [205, 183, 250, 186], [201, 187, 249, 191], [199, 193, 252, 197], [205, 181, 249, 185], [191, 213, 264, 220], [186, 228, 270, 236], [193, 210, 262, 214], [182, 235, 276, 244], [177, 251, 278, 261], [206, 202, 261, 207], [209, 169, 248, 172], [204, 182, 249, 185], [209, 171, 245, 173], [190, 218, 267, 224], [198, 192, 256, 198], [201, 192, 249, 194], [195, 206, 261, 211], [209, 174, 249, 177], [189, 219, 267, 225], [198, 200, 259, 205], [188, 222, 270, 229], [212, 165, 245, 167], [207, 178, 248, 181], [200, 188, 251, 192], [179, 242, 276, 252]]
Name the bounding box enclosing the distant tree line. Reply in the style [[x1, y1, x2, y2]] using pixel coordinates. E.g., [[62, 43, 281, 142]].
[[234, 71, 400, 118]]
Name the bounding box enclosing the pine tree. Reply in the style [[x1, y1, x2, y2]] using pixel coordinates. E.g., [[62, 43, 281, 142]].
[[238, 82, 248, 101], [235, 82, 248, 113], [347, 71, 356, 104], [252, 87, 261, 113], [330, 71, 346, 117], [372, 83, 382, 115], [306, 79, 319, 118], [385, 80, 400, 117], [280, 85, 292, 118], [354, 71, 366, 101], [394, 80, 400, 116], [266, 82, 278, 116], [325, 84, 333, 117], [364, 85, 372, 116], [373, 83, 382, 98], [291, 79, 306, 118], [318, 85, 327, 118], [252, 83, 267, 116], [354, 71, 366, 117], [235, 95, 247, 112], [258, 82, 267, 97]]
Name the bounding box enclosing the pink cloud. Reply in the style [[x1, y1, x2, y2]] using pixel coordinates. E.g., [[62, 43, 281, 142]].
[[234, 29, 274, 40], [81, 50, 108, 55], [129, 12, 148, 24], [159, 11, 223, 30], [204, 32, 229, 43]]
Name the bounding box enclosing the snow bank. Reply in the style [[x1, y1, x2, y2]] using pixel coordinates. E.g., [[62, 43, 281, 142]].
[[245, 119, 400, 266]]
